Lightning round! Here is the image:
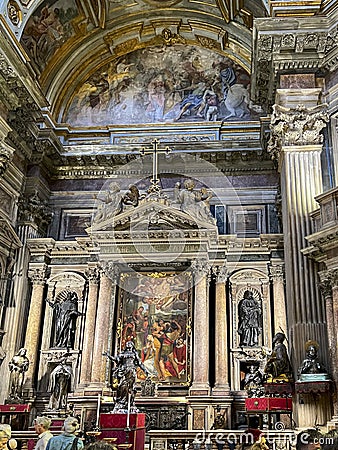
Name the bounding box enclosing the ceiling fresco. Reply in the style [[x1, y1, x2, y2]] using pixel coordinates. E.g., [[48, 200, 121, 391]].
[[64, 44, 259, 126], [21, 0, 78, 71]]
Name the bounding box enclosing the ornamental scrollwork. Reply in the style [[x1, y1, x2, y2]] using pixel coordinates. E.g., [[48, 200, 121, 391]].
[[0, 142, 14, 176], [268, 103, 329, 160]]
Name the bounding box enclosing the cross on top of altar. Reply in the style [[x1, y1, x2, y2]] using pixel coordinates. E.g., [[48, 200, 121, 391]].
[[140, 139, 172, 195]]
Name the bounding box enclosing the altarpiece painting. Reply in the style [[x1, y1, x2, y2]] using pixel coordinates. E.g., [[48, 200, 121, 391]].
[[116, 271, 192, 385]]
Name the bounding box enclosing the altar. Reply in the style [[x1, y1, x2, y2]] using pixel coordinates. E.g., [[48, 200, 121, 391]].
[[99, 413, 146, 450]]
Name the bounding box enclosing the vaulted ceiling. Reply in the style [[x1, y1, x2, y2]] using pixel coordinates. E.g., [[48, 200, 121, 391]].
[[1, 0, 269, 122]]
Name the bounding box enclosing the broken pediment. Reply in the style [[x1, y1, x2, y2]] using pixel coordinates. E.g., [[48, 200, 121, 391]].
[[87, 198, 217, 235]]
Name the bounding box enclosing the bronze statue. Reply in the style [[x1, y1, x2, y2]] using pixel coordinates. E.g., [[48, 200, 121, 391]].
[[264, 332, 293, 382], [46, 291, 82, 349], [238, 290, 262, 347], [47, 357, 73, 410], [103, 341, 150, 413], [8, 348, 29, 401], [298, 340, 328, 380]]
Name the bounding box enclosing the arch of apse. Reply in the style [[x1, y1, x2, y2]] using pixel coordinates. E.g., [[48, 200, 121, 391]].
[[13, 0, 256, 123]]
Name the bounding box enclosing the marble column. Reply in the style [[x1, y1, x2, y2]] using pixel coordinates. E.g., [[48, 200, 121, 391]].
[[269, 264, 287, 334], [23, 265, 47, 391], [80, 266, 100, 387], [90, 263, 116, 387], [189, 259, 210, 395], [269, 87, 329, 371], [213, 265, 230, 394]]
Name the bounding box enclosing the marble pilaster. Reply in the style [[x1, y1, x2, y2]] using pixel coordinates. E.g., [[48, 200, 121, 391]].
[[213, 265, 230, 394], [79, 266, 100, 387], [189, 259, 210, 395], [269, 264, 287, 334], [23, 265, 47, 391]]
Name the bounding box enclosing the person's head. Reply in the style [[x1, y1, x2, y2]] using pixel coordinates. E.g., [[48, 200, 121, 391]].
[[0, 425, 11, 450], [63, 417, 79, 434], [18, 348, 27, 356], [321, 430, 338, 450], [296, 429, 322, 450], [34, 417, 52, 435], [85, 442, 116, 450]]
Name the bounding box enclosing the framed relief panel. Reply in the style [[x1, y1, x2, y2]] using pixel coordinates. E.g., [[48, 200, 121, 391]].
[[116, 271, 192, 386]]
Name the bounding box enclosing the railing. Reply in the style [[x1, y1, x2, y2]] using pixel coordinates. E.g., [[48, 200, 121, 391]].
[[148, 430, 297, 450]]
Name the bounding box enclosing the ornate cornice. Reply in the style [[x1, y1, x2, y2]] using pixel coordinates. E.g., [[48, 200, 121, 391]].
[[252, 18, 338, 110]]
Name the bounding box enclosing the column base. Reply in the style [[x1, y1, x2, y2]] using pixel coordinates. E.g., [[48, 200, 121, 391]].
[[189, 382, 210, 396], [212, 384, 230, 396]]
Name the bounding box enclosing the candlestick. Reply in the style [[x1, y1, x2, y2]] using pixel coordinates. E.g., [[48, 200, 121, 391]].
[[96, 393, 101, 428], [126, 392, 131, 429]]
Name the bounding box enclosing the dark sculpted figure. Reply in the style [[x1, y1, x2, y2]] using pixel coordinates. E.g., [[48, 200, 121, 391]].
[[103, 341, 150, 413], [48, 357, 73, 410], [298, 340, 327, 378], [238, 290, 262, 347], [265, 332, 293, 382], [46, 291, 82, 349]]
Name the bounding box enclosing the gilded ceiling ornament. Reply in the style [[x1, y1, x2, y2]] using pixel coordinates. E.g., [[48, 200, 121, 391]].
[[7, 1, 21, 26], [141, 0, 182, 6]]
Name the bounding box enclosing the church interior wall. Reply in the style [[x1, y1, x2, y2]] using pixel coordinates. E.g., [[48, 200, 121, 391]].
[[0, 0, 337, 433]]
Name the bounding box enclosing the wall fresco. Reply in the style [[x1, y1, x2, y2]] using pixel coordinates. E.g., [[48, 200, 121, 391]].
[[65, 45, 257, 126]]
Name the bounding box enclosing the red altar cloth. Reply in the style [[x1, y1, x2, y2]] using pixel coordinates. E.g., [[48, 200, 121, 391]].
[[99, 413, 146, 450], [245, 397, 292, 412]]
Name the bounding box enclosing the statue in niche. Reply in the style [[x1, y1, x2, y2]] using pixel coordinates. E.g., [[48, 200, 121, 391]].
[[46, 291, 83, 349], [298, 340, 329, 381], [264, 332, 293, 382], [93, 182, 123, 223], [47, 357, 73, 410], [237, 290, 262, 347], [243, 364, 265, 397], [103, 341, 150, 413], [176, 179, 215, 224], [8, 348, 29, 401]]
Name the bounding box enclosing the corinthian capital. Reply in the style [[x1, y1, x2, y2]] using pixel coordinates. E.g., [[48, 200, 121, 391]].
[[191, 259, 210, 278], [269, 264, 285, 282], [28, 265, 47, 285], [268, 103, 328, 159], [214, 265, 228, 284], [86, 266, 100, 284], [101, 261, 119, 283]]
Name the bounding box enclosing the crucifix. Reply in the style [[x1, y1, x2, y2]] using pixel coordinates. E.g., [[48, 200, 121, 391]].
[[140, 139, 172, 193]]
